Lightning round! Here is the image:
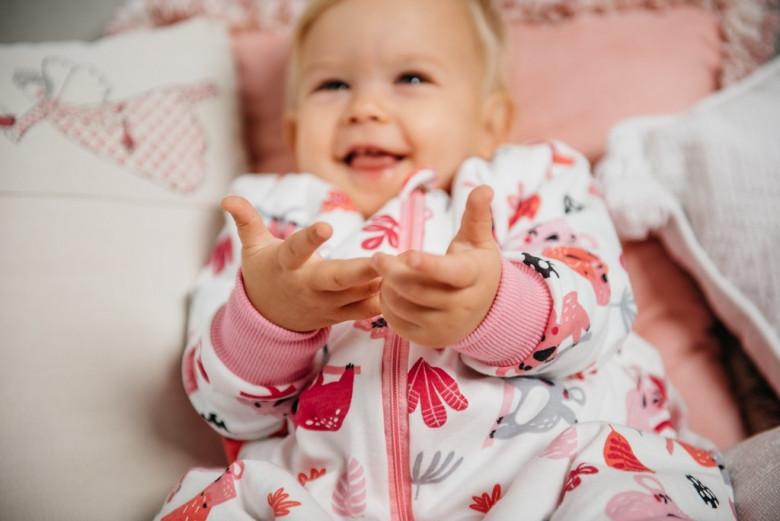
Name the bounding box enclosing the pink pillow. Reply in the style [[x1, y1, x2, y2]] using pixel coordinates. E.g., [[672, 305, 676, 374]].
[[231, 30, 295, 174], [233, 5, 723, 172], [508, 5, 722, 163], [625, 239, 746, 449]]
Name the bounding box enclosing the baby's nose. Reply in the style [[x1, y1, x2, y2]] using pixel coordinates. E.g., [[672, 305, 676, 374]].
[[344, 95, 389, 124]]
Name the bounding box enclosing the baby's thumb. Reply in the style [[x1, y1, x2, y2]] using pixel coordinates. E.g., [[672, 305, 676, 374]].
[[454, 185, 495, 247], [221, 196, 272, 249]]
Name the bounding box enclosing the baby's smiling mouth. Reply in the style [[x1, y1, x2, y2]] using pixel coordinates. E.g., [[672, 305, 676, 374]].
[[344, 147, 406, 171]]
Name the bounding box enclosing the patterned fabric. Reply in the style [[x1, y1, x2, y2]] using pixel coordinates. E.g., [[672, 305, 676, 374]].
[[5, 81, 215, 193], [156, 143, 735, 520], [0, 52, 223, 195]]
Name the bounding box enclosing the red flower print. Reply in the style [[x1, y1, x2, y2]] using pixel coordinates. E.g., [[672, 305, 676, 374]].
[[469, 483, 502, 513], [361, 214, 399, 250], [565, 463, 599, 492], [407, 358, 468, 428], [322, 189, 357, 212], [206, 235, 232, 274], [298, 467, 326, 486], [267, 488, 301, 517], [354, 315, 389, 339], [508, 193, 540, 228]]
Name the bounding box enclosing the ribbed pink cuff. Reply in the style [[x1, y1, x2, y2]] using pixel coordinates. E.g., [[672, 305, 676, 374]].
[[210, 270, 329, 386], [452, 257, 552, 367]]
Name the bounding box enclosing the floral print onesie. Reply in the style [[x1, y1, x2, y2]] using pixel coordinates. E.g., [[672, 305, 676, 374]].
[[156, 143, 735, 521]]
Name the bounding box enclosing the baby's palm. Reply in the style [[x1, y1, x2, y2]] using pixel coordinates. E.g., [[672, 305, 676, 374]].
[[372, 186, 501, 347], [223, 196, 381, 332]]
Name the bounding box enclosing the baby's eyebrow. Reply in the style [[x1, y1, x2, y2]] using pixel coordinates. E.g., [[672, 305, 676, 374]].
[[299, 57, 348, 78], [390, 49, 446, 67]]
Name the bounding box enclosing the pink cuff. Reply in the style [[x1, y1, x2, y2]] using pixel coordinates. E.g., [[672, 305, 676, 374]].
[[210, 270, 329, 385], [452, 257, 551, 366]]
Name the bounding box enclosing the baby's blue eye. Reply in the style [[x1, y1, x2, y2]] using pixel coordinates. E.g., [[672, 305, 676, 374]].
[[397, 73, 428, 85], [317, 80, 349, 91]]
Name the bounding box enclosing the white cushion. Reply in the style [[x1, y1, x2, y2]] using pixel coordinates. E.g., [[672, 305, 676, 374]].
[[0, 19, 244, 518], [596, 57, 780, 397]]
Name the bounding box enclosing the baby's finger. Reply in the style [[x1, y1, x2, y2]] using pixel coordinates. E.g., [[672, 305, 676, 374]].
[[311, 257, 380, 291], [337, 294, 382, 322], [400, 250, 479, 289], [452, 185, 495, 248], [370, 251, 410, 278], [222, 196, 273, 249], [279, 222, 332, 270], [381, 279, 438, 319]]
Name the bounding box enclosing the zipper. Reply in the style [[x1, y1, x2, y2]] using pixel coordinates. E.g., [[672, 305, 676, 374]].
[[383, 332, 412, 521], [382, 184, 426, 521]]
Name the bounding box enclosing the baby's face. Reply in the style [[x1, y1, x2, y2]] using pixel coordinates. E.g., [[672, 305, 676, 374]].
[[286, 0, 505, 217]]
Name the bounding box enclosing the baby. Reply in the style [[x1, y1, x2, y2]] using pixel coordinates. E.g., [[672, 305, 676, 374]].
[[156, 0, 735, 519]]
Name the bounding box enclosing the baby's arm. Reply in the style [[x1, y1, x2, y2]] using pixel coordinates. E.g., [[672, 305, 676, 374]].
[[183, 179, 381, 441], [454, 143, 632, 378], [375, 143, 631, 377]]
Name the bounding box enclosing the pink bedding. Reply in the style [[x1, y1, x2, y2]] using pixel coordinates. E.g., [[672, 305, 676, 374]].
[[625, 239, 747, 449], [104, 0, 780, 449]]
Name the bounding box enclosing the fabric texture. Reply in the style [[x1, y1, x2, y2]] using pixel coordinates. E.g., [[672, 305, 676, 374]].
[[157, 143, 735, 520], [723, 426, 780, 521], [0, 19, 245, 518], [508, 5, 722, 163], [595, 57, 780, 397]]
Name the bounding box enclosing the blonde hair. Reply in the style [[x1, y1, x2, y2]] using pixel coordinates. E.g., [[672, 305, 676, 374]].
[[284, 0, 510, 109]]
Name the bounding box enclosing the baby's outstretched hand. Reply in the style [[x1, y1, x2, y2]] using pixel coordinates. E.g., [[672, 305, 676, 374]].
[[372, 186, 501, 347], [222, 196, 382, 332]]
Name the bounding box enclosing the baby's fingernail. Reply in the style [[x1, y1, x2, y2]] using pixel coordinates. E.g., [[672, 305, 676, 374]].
[[407, 251, 422, 268]]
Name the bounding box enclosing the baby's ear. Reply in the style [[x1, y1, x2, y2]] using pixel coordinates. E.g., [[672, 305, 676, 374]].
[[282, 110, 298, 153], [479, 91, 514, 157]]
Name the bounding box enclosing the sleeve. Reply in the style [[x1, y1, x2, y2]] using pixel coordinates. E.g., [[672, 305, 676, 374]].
[[182, 175, 328, 441], [452, 142, 635, 378]]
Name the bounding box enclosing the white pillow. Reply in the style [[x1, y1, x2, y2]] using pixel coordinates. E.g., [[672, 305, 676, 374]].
[[0, 19, 244, 518], [596, 57, 780, 397]]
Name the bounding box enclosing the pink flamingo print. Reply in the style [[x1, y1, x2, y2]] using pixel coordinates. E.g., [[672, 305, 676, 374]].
[[544, 246, 611, 305], [625, 370, 674, 435], [520, 291, 590, 369], [605, 474, 692, 520]]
